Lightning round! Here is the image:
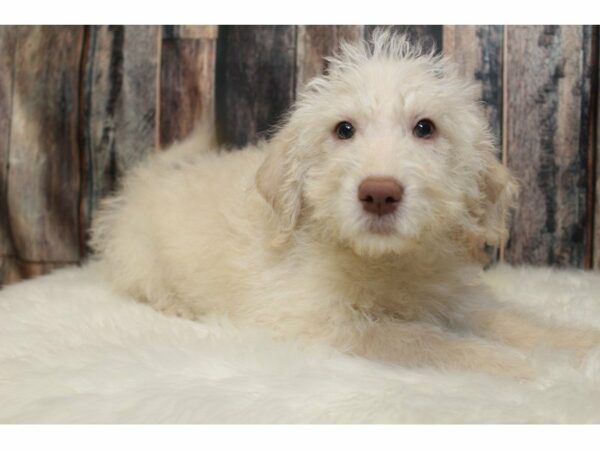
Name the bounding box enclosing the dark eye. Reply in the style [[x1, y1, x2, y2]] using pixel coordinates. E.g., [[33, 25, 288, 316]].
[[335, 121, 355, 140], [413, 119, 436, 139]]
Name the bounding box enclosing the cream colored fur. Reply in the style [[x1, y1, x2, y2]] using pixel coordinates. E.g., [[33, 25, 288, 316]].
[[91, 30, 600, 378]]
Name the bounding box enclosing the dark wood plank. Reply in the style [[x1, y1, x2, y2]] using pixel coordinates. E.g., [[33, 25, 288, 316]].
[[296, 25, 364, 88], [0, 258, 12, 286], [593, 27, 600, 270], [0, 26, 17, 286], [159, 25, 218, 148], [364, 25, 443, 54], [215, 25, 296, 147], [7, 26, 84, 264], [80, 26, 160, 253], [504, 26, 593, 267]]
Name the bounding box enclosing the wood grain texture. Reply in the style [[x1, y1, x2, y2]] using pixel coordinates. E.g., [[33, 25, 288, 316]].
[[364, 25, 443, 53], [160, 26, 218, 148], [162, 25, 218, 40], [296, 25, 364, 88], [0, 27, 17, 284], [443, 25, 504, 149], [7, 26, 84, 264], [215, 25, 296, 147], [504, 26, 593, 267], [80, 26, 160, 251], [593, 26, 600, 269]]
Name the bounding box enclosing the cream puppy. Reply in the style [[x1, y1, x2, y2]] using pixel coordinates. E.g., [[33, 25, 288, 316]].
[[92, 30, 599, 378]]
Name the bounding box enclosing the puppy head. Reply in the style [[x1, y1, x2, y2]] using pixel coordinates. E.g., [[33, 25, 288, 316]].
[[257, 30, 518, 257]]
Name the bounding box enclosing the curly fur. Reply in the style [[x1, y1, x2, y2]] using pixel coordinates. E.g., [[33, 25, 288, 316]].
[[91, 30, 599, 378]]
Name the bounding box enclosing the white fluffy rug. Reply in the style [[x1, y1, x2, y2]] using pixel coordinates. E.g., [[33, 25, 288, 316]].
[[1, 263, 600, 423]]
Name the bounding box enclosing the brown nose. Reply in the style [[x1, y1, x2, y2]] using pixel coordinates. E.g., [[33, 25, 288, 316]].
[[358, 177, 404, 216]]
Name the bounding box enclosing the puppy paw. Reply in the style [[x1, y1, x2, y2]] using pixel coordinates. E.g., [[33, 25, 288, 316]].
[[159, 303, 197, 320]]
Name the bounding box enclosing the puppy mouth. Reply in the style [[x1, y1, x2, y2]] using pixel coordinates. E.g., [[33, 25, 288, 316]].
[[362, 214, 398, 235]]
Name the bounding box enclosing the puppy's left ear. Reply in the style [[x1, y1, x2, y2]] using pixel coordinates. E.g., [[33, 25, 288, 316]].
[[468, 138, 519, 248], [256, 127, 305, 243]]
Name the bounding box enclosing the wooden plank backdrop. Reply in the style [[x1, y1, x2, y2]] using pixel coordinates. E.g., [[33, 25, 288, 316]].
[[160, 25, 218, 148], [0, 25, 599, 286], [504, 26, 594, 267], [215, 25, 296, 146], [3, 26, 83, 282]]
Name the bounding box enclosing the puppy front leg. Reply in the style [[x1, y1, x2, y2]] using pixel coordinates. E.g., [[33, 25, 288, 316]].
[[349, 320, 533, 379], [466, 308, 600, 361]]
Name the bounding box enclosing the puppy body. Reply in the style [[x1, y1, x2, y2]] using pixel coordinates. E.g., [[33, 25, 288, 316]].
[[92, 31, 599, 377], [93, 144, 510, 373], [93, 143, 470, 333]]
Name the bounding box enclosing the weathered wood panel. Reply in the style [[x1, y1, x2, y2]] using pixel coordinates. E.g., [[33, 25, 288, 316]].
[[162, 25, 217, 40], [593, 26, 600, 269], [504, 26, 593, 267], [215, 25, 296, 147], [443, 26, 504, 149], [296, 25, 364, 88], [7, 26, 84, 265], [80, 26, 161, 251], [0, 27, 17, 284], [160, 25, 218, 148], [364, 25, 443, 53]]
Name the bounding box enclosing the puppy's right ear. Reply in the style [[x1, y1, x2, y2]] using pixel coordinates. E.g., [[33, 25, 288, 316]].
[[468, 140, 519, 248], [256, 129, 304, 242]]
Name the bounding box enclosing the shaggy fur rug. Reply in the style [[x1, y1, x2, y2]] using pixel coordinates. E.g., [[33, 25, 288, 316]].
[[1, 263, 600, 423]]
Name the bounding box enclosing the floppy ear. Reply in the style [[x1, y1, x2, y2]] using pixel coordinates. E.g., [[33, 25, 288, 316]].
[[467, 142, 519, 249], [255, 128, 305, 242]]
